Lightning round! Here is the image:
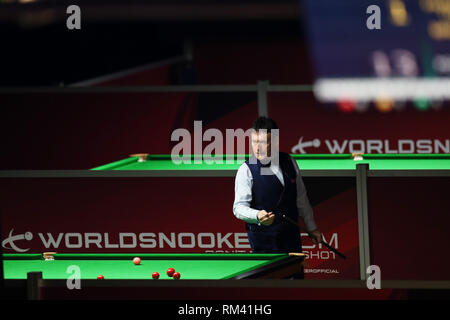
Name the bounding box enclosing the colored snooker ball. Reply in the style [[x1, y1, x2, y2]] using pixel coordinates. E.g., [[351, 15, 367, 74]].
[[172, 272, 181, 280], [167, 267, 175, 277]]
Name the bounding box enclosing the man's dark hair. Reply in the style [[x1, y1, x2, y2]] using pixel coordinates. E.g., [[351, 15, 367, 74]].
[[252, 116, 279, 133]]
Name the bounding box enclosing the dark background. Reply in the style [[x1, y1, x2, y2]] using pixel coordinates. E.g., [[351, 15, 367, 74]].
[[0, 0, 311, 86], [1, 0, 450, 300]]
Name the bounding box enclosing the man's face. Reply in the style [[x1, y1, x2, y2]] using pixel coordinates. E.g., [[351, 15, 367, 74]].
[[251, 131, 271, 160]]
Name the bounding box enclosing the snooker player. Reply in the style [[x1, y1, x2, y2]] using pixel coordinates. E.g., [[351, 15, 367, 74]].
[[233, 117, 323, 277]]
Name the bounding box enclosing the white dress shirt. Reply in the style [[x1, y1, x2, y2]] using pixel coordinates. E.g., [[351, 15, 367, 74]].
[[233, 156, 318, 232]]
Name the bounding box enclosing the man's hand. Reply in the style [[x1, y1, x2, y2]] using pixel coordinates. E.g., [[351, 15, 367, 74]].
[[257, 210, 275, 226], [308, 229, 323, 244]]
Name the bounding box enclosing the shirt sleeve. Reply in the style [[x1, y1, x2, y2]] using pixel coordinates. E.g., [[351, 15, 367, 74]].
[[233, 163, 261, 225], [291, 157, 318, 232]]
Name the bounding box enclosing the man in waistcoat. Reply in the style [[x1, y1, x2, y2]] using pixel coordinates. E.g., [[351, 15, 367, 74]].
[[233, 117, 323, 278]]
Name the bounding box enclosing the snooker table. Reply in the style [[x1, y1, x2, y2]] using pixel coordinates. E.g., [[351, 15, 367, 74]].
[[4, 253, 305, 280], [4, 253, 450, 300], [89, 153, 450, 283], [3, 253, 306, 299], [91, 153, 450, 175]]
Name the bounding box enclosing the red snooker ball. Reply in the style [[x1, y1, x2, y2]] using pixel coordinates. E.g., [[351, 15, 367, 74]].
[[152, 272, 160, 280], [172, 272, 181, 280], [166, 267, 175, 277], [133, 257, 141, 265], [97, 275, 104, 280]]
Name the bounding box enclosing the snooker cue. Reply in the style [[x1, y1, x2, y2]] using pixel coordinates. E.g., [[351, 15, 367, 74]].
[[277, 213, 347, 260]]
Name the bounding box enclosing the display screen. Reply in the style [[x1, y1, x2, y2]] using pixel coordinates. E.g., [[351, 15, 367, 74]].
[[302, 0, 450, 108]]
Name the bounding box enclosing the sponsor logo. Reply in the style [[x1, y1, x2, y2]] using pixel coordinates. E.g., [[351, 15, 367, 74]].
[[2, 230, 343, 259], [1, 231, 250, 252], [291, 137, 449, 154], [291, 137, 321, 153], [2, 229, 33, 252], [305, 269, 340, 274]]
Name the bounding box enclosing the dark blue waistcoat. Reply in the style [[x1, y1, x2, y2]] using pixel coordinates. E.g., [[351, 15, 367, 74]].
[[245, 152, 302, 253]]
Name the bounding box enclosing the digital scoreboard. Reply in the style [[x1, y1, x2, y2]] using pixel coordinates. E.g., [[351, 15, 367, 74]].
[[302, 0, 450, 111]]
